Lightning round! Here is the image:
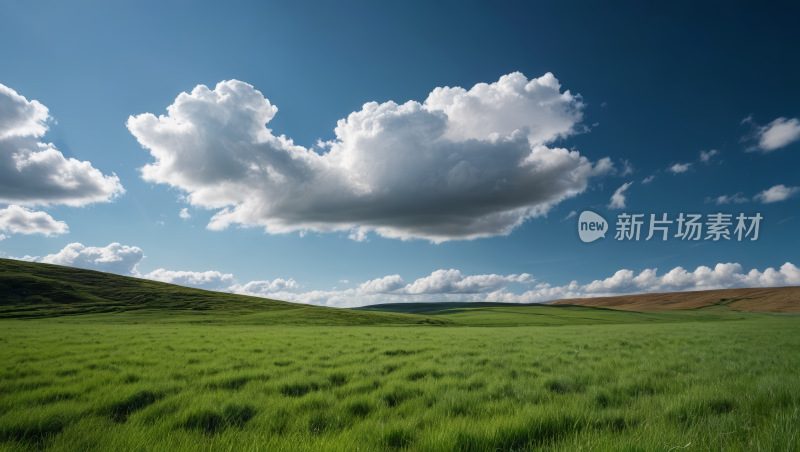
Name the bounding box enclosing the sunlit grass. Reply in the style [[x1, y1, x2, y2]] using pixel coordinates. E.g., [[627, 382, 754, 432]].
[[1, 317, 798, 451]]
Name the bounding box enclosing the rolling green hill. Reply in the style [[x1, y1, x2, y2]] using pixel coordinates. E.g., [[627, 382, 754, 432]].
[[0, 258, 768, 327], [0, 259, 446, 325]]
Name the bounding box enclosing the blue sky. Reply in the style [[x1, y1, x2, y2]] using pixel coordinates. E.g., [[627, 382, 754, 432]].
[[1, 1, 798, 307]]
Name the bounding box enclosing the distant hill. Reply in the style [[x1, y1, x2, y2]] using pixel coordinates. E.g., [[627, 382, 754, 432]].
[[4, 258, 794, 326], [0, 259, 448, 325], [546, 286, 800, 313], [354, 301, 752, 326]]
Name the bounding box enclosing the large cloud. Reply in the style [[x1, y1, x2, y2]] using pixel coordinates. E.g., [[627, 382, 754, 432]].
[[0, 83, 124, 206], [127, 73, 612, 242], [0, 205, 68, 236]]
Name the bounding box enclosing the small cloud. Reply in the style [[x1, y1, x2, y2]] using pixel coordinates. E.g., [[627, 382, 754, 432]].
[[156, 221, 165, 225], [179, 208, 191, 219], [619, 159, 634, 176], [592, 122, 599, 127], [340, 279, 349, 284], [753, 184, 800, 204], [699, 149, 719, 162], [0, 234, 6, 241], [743, 116, 800, 153], [777, 216, 794, 224], [740, 114, 753, 125], [348, 226, 368, 242], [667, 163, 691, 174], [642, 175, 656, 184], [608, 182, 633, 210], [561, 211, 577, 221], [705, 192, 748, 205], [757, 118, 800, 152], [299, 230, 307, 237], [600, 102, 607, 107]]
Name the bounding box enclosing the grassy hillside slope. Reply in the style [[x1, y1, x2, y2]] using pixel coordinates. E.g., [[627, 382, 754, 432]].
[[0, 259, 447, 325], [545, 286, 800, 312]]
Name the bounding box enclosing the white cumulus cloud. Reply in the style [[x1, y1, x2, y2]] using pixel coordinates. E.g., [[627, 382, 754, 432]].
[[0, 205, 68, 236], [750, 117, 800, 152], [402, 269, 534, 294], [233, 269, 537, 307], [143, 269, 235, 289], [667, 163, 692, 174], [753, 184, 799, 204], [240, 262, 800, 308], [581, 263, 800, 295], [228, 278, 301, 296], [179, 208, 191, 219], [127, 74, 612, 243], [0, 83, 124, 206], [608, 182, 633, 209], [32, 242, 146, 276]]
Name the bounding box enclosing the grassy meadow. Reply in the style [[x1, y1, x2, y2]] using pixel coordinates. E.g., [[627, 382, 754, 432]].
[[1, 259, 799, 451], [1, 314, 799, 451]]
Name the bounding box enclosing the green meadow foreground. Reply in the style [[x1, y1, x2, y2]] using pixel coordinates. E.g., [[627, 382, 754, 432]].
[[1, 260, 799, 451], [2, 316, 800, 451]]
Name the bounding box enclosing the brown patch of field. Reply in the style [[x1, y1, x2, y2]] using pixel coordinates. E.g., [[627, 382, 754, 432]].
[[546, 286, 800, 313]]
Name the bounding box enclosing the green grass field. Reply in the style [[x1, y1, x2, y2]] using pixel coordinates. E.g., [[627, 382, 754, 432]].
[[1, 260, 799, 451]]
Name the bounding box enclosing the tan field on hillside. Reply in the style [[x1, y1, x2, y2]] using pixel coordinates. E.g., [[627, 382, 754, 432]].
[[547, 286, 800, 313]]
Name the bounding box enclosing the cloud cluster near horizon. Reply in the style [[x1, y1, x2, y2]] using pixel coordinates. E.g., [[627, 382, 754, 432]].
[[126, 73, 613, 243], [7, 242, 798, 308]]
